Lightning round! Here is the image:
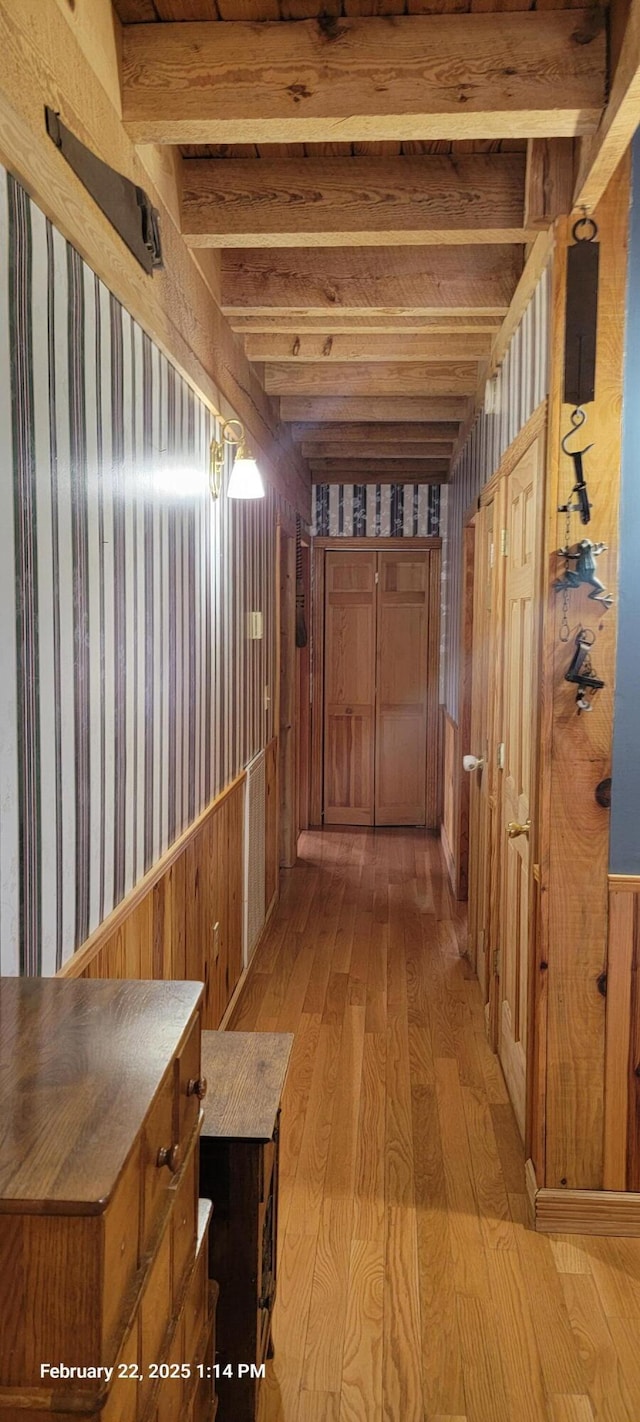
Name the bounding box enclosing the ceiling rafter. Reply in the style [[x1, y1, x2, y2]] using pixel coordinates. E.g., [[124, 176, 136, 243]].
[[180, 153, 534, 247], [120, 13, 606, 145]]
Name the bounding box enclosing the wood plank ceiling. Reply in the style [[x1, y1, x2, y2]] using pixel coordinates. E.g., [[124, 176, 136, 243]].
[[113, 0, 612, 488]]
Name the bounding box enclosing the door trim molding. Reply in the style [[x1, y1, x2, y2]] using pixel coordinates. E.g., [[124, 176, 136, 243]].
[[313, 536, 442, 550], [310, 544, 325, 828]]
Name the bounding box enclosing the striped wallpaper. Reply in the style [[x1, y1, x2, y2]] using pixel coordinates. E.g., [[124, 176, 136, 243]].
[[442, 263, 552, 720], [312, 482, 441, 538], [0, 166, 287, 976]]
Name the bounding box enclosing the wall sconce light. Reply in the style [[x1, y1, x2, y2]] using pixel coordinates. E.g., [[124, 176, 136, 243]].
[[209, 419, 265, 501]]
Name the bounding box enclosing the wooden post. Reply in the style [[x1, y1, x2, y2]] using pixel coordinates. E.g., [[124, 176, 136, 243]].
[[530, 154, 630, 1190]]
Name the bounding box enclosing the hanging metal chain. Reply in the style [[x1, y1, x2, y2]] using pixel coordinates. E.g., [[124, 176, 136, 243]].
[[559, 499, 572, 642]]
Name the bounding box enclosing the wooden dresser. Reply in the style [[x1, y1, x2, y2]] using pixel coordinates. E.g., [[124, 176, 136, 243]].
[[0, 978, 217, 1422], [198, 1031, 293, 1422]]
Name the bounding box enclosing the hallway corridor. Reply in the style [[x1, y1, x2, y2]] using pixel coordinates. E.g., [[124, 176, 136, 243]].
[[231, 829, 640, 1422]]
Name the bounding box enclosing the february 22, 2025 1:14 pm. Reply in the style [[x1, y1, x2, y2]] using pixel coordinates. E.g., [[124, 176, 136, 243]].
[[40, 1363, 266, 1383]]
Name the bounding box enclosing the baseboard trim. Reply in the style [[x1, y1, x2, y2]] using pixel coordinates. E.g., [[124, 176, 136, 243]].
[[526, 1161, 640, 1236]]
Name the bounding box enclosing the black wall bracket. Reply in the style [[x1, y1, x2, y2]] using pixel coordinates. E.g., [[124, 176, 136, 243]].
[[45, 107, 163, 275]]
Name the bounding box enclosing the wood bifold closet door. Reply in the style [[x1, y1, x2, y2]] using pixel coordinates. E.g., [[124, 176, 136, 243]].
[[323, 549, 430, 827]]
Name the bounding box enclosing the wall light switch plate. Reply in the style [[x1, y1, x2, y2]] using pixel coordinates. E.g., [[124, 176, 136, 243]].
[[248, 611, 263, 640]]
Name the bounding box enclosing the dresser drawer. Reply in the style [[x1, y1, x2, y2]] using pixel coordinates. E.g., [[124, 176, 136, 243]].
[[141, 1067, 178, 1260], [172, 1144, 198, 1310], [139, 1223, 172, 1415], [177, 1013, 205, 1150], [156, 1313, 186, 1422], [101, 1317, 139, 1422], [191, 1313, 216, 1422], [102, 1150, 141, 1357], [184, 1221, 209, 1361]]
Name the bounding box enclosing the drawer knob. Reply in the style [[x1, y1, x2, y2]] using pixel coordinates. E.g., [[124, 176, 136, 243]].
[[157, 1143, 181, 1174], [187, 1075, 208, 1101]]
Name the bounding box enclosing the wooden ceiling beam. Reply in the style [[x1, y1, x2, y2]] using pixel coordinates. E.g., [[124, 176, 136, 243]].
[[280, 397, 469, 422], [310, 463, 449, 482], [229, 314, 504, 334], [303, 441, 453, 459], [574, 0, 640, 209], [246, 333, 491, 363], [181, 153, 533, 246], [121, 14, 606, 145], [221, 245, 521, 315], [293, 421, 460, 443], [264, 361, 480, 397], [524, 138, 576, 229]]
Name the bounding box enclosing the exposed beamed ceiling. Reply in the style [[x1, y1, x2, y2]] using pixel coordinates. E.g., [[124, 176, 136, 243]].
[[112, 0, 630, 491]]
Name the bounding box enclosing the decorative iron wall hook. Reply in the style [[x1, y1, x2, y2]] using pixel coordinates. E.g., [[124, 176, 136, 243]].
[[564, 628, 605, 713], [559, 408, 593, 525]]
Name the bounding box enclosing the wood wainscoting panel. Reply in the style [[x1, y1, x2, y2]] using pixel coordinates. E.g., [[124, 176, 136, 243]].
[[58, 776, 247, 1030], [605, 876, 640, 1191], [441, 711, 460, 894], [265, 736, 279, 915]]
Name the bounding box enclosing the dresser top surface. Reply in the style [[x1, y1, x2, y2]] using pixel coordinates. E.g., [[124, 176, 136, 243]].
[[0, 978, 203, 1212], [200, 1031, 294, 1141]]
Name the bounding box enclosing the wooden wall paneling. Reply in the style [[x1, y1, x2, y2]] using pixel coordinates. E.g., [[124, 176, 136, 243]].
[[603, 884, 638, 1188], [57, 777, 247, 1031], [297, 544, 311, 835], [310, 546, 325, 829], [627, 890, 640, 1191], [279, 531, 298, 867], [172, 851, 188, 984], [534, 157, 630, 1192], [265, 736, 279, 913], [226, 782, 245, 1008], [425, 547, 442, 830]]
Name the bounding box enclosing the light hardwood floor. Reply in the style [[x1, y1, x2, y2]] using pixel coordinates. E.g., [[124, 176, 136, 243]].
[[230, 829, 640, 1422]]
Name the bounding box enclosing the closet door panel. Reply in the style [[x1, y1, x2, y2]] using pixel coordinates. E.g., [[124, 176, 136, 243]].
[[375, 551, 428, 826], [323, 551, 376, 826]]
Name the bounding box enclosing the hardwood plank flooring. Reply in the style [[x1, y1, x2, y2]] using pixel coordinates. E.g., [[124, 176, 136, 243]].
[[229, 829, 640, 1422]]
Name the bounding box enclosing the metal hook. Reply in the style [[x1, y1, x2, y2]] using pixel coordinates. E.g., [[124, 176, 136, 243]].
[[561, 407, 594, 460], [572, 216, 598, 243]]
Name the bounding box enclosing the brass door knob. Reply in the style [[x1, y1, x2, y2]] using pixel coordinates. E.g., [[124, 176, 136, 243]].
[[157, 1143, 181, 1173], [187, 1075, 208, 1101], [507, 819, 531, 839]]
